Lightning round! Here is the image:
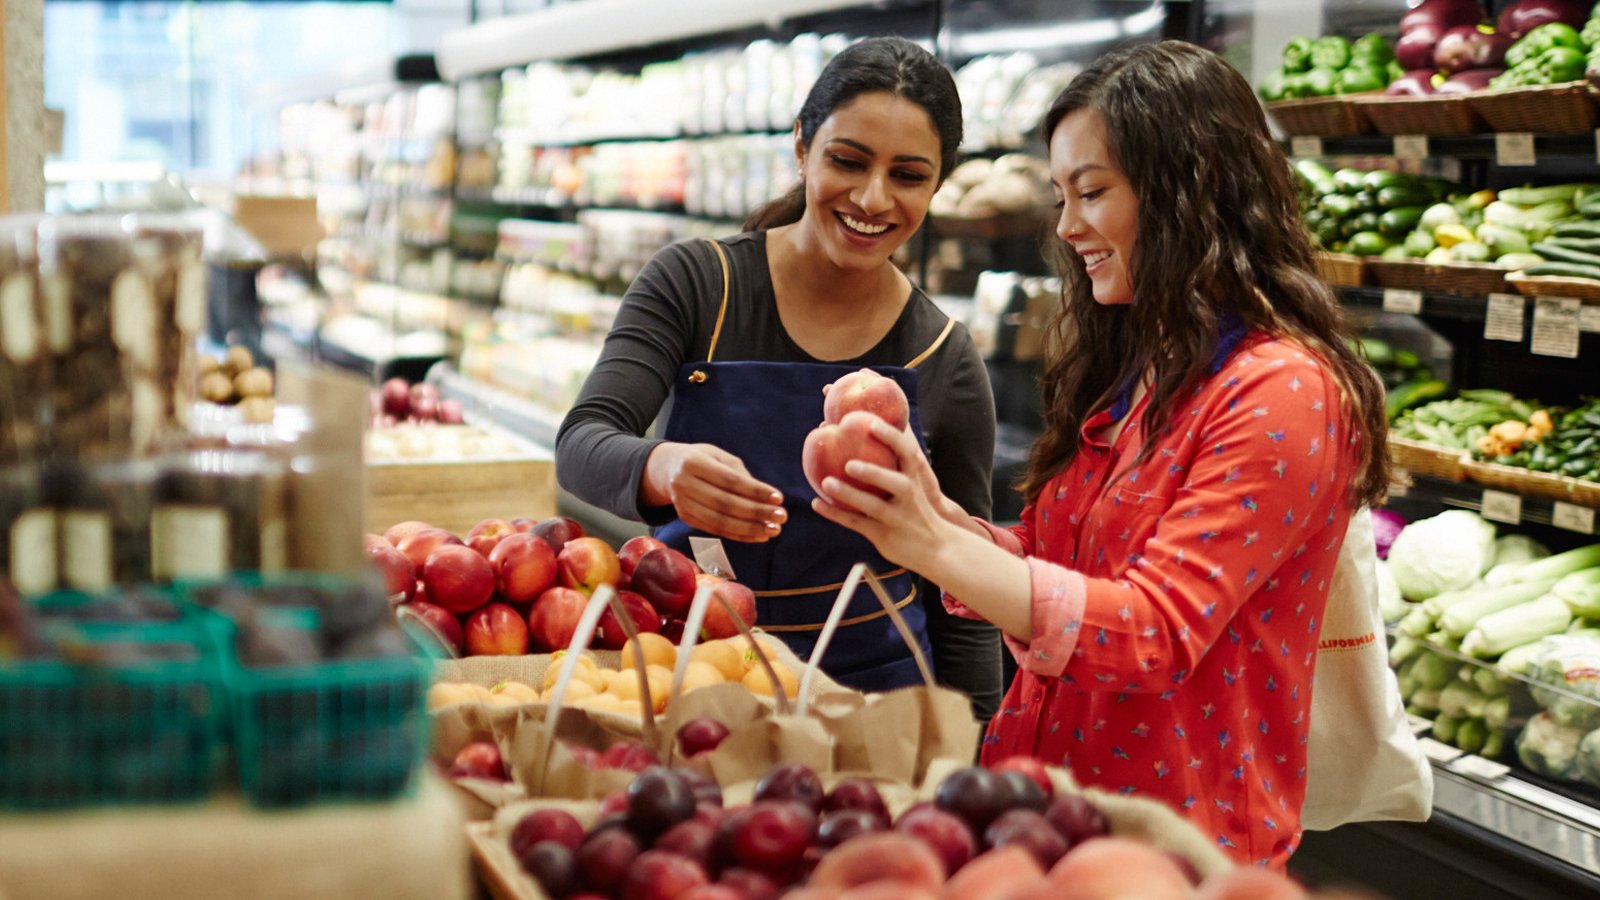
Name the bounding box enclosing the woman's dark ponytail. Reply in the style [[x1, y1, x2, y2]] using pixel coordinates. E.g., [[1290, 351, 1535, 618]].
[[743, 182, 807, 231]]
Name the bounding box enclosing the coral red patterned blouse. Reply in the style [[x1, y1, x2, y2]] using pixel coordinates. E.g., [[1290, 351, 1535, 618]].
[[948, 332, 1357, 870]]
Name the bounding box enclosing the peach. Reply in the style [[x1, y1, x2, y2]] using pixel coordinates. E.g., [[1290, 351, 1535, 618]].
[[840, 885, 937, 900], [689, 640, 745, 683], [383, 519, 432, 547], [939, 847, 1045, 900], [425, 682, 479, 710], [365, 533, 415, 601], [528, 585, 590, 652], [802, 411, 898, 502], [400, 599, 464, 654], [742, 663, 799, 698], [465, 518, 514, 557], [697, 574, 756, 640], [488, 680, 541, 705], [631, 546, 699, 618], [598, 590, 663, 650], [448, 740, 506, 781], [397, 527, 464, 576], [532, 516, 587, 554], [464, 603, 529, 656], [809, 832, 943, 894], [489, 532, 559, 602], [824, 368, 909, 431], [681, 661, 725, 692], [558, 536, 622, 595], [421, 544, 495, 614], [1195, 868, 1309, 900], [618, 535, 668, 585], [621, 632, 678, 671], [1045, 838, 1193, 900]]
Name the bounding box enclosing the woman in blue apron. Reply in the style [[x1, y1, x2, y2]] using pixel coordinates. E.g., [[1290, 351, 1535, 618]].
[[556, 38, 1001, 709]]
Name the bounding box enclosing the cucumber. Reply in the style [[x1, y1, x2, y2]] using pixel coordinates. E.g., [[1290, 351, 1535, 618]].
[[1347, 230, 1392, 257], [1379, 206, 1427, 238], [1362, 169, 1407, 192], [1377, 184, 1434, 209], [1551, 221, 1600, 240], [1548, 236, 1600, 253], [1531, 241, 1600, 267], [1334, 168, 1367, 194], [1525, 261, 1600, 280]]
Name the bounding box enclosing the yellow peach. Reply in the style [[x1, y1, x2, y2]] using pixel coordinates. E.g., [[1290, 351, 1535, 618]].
[[689, 640, 744, 682], [621, 632, 677, 672], [742, 663, 799, 699]]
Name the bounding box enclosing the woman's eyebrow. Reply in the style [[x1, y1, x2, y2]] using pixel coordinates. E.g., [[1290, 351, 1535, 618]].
[[828, 137, 933, 166]]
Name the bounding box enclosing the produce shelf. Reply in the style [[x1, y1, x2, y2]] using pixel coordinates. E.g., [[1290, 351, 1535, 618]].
[[1287, 133, 1600, 162], [1393, 468, 1597, 532], [1339, 285, 1499, 322]]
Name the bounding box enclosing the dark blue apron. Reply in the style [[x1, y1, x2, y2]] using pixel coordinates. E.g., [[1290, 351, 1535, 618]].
[[653, 240, 954, 692]]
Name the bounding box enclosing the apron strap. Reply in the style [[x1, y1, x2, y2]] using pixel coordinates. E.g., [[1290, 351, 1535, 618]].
[[761, 582, 919, 632], [752, 566, 909, 597], [704, 239, 732, 364], [905, 317, 955, 369]]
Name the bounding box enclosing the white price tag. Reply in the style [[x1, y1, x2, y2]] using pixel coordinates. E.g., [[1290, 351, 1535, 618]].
[[1483, 293, 1526, 342], [1580, 304, 1600, 334], [1420, 737, 1464, 764], [1481, 489, 1523, 524], [1382, 289, 1424, 314], [1532, 296, 1582, 358], [1495, 132, 1537, 166], [1290, 135, 1324, 158], [1554, 501, 1597, 535], [1407, 713, 1434, 736], [1394, 134, 1429, 160], [1388, 467, 1411, 498], [689, 536, 738, 579], [1449, 754, 1511, 782]]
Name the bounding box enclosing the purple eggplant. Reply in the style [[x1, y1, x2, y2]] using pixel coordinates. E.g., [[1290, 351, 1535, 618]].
[[1497, 0, 1588, 41], [1434, 25, 1512, 74], [1401, 0, 1486, 35], [1386, 69, 1441, 96], [1435, 68, 1503, 93], [1397, 24, 1444, 70]]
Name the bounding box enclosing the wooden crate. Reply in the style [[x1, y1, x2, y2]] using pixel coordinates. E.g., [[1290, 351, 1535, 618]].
[[366, 426, 555, 535]]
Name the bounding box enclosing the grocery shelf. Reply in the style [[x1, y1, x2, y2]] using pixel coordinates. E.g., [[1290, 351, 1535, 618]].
[[1338, 285, 1496, 322], [1427, 757, 1600, 889], [1287, 133, 1600, 163], [1392, 469, 1597, 532], [455, 186, 686, 215]]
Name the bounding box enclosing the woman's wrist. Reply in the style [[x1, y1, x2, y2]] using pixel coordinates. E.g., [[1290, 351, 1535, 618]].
[[639, 442, 679, 508]]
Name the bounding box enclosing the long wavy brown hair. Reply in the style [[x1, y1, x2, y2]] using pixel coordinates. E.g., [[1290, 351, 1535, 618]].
[[1020, 40, 1389, 509]]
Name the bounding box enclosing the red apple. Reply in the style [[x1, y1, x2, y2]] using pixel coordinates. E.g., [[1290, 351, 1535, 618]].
[[489, 532, 559, 602], [823, 368, 909, 431], [697, 574, 756, 640], [631, 547, 699, 619], [597, 590, 663, 650], [677, 717, 731, 758], [618, 535, 668, 585], [528, 585, 589, 652], [384, 519, 433, 547], [801, 410, 898, 502], [422, 543, 496, 614], [466, 518, 515, 557], [448, 740, 506, 781], [401, 599, 464, 653], [397, 527, 464, 575], [380, 377, 411, 418], [532, 516, 587, 554], [558, 536, 622, 595], [365, 533, 415, 601], [991, 756, 1055, 801], [465, 602, 530, 655]]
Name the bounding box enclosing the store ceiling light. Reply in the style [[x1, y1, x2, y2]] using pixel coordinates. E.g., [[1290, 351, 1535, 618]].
[[950, 2, 1164, 57], [436, 0, 866, 81]]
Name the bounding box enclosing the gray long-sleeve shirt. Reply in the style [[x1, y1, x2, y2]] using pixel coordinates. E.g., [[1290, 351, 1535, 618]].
[[555, 231, 1002, 719]]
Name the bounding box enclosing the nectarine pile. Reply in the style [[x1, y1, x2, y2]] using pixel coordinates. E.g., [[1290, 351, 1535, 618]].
[[371, 516, 759, 657], [500, 758, 1317, 900]]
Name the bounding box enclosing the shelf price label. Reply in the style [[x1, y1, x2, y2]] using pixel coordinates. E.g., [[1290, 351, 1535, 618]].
[[1419, 737, 1464, 765], [1290, 136, 1324, 158], [1532, 296, 1582, 358], [1394, 134, 1429, 160], [1484, 293, 1526, 342], [1580, 304, 1600, 334], [1382, 288, 1424, 314], [1481, 489, 1523, 525], [1388, 467, 1411, 499], [1495, 132, 1537, 166], [1553, 501, 1597, 535], [1448, 754, 1511, 782]]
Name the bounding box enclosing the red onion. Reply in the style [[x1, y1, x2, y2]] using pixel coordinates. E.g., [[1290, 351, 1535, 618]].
[[1433, 25, 1511, 74], [1401, 0, 1486, 35], [1386, 69, 1441, 96], [1372, 509, 1407, 560], [1397, 24, 1444, 71], [1435, 68, 1503, 93], [1497, 0, 1588, 41]]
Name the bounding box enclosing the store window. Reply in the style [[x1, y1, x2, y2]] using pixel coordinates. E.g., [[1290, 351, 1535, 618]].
[[44, 1, 395, 183]]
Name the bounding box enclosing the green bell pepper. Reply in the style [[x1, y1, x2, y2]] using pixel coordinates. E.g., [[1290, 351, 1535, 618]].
[[1351, 33, 1394, 66], [1283, 37, 1314, 73], [1506, 22, 1584, 70], [1305, 66, 1340, 97], [1258, 69, 1289, 102], [1310, 36, 1353, 70], [1538, 46, 1588, 84], [1386, 59, 1405, 83], [1281, 72, 1312, 98], [1337, 65, 1386, 95]]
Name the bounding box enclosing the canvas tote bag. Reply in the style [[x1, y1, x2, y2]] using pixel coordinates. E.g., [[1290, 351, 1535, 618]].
[[1302, 508, 1434, 831]]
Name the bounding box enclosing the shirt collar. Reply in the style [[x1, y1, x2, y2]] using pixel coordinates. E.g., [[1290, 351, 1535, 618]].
[[1105, 312, 1249, 425]]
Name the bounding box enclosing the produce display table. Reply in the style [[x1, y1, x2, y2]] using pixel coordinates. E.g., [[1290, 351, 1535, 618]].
[[0, 773, 471, 900]]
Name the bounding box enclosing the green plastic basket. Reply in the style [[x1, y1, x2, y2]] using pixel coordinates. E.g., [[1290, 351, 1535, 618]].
[[0, 596, 226, 809]]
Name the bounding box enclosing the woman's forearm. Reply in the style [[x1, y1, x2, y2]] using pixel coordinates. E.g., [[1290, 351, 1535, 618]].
[[909, 520, 1035, 641]]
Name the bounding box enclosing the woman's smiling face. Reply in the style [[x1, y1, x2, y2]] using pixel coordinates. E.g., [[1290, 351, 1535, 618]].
[[1050, 107, 1139, 306], [796, 91, 942, 271]]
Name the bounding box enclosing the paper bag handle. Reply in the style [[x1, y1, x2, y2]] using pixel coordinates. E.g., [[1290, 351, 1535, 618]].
[[796, 562, 935, 716], [667, 578, 793, 716]]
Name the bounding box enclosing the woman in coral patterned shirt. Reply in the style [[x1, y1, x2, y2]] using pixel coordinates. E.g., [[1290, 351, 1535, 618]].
[[812, 41, 1391, 870]]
